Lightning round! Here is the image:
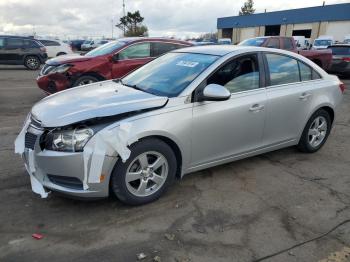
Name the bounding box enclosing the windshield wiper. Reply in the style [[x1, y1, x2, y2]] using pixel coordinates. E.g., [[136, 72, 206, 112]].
[[116, 79, 146, 92]]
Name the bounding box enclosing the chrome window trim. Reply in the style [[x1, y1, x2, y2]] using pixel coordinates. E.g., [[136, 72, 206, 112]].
[[114, 40, 191, 61]]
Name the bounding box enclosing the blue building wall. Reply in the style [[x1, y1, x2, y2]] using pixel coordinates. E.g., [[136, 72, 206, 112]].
[[217, 3, 350, 29]]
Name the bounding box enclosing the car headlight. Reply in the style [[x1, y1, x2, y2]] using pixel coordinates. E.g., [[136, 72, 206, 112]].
[[50, 64, 72, 74], [45, 127, 94, 152]]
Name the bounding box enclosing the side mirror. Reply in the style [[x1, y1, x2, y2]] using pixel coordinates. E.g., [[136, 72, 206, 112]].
[[297, 43, 301, 48], [200, 84, 231, 101], [111, 53, 119, 62]]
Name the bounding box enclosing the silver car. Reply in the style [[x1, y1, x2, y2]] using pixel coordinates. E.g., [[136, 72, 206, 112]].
[[16, 46, 344, 205]]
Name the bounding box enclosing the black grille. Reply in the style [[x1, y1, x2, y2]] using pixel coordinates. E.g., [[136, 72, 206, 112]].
[[48, 175, 83, 190], [25, 132, 37, 149]]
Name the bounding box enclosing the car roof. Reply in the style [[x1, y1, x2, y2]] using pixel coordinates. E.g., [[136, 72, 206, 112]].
[[172, 45, 265, 56], [0, 35, 36, 40], [328, 44, 350, 48], [117, 37, 191, 45]]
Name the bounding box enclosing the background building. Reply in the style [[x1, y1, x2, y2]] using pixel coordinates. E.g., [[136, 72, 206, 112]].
[[217, 3, 350, 44]]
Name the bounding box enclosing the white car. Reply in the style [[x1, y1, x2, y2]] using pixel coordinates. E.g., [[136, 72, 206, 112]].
[[312, 35, 334, 50], [39, 40, 73, 58], [81, 40, 95, 51], [92, 39, 110, 49]]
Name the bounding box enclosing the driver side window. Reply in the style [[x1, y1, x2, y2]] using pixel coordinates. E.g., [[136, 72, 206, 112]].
[[207, 54, 260, 93]]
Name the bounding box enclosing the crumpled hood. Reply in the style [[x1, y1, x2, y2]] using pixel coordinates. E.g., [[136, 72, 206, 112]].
[[31, 80, 168, 128], [46, 54, 93, 65]]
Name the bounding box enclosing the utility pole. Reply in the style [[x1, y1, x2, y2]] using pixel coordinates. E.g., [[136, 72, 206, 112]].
[[111, 18, 114, 38], [122, 0, 126, 36]]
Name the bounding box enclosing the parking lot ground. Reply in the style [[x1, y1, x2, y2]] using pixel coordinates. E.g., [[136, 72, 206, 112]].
[[0, 66, 349, 262]]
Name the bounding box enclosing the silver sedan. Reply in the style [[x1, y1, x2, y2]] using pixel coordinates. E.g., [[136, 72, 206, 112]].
[[16, 46, 344, 205]]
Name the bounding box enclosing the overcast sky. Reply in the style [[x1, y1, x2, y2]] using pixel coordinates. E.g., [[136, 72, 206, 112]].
[[0, 0, 349, 39]]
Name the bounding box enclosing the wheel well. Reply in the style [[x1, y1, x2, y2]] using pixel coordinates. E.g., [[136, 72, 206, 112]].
[[320, 106, 334, 124], [144, 135, 183, 179], [24, 54, 39, 62], [80, 72, 106, 81]]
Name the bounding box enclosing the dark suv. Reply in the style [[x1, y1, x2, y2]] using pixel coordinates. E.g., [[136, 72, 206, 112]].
[[0, 35, 48, 70]]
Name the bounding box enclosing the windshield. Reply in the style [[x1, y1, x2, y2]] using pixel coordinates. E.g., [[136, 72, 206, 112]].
[[238, 38, 267, 46], [122, 52, 219, 97], [345, 39, 350, 44], [314, 40, 332, 46], [85, 41, 126, 57]]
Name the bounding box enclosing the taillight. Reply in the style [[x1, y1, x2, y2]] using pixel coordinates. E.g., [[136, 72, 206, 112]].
[[339, 81, 346, 93], [342, 57, 350, 62]]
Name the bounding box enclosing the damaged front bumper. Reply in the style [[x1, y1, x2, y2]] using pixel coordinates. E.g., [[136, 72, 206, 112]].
[[18, 119, 118, 199], [22, 147, 116, 198]]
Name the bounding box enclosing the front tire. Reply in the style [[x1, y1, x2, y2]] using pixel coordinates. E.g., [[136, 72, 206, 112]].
[[298, 109, 331, 153], [24, 56, 40, 70], [111, 138, 177, 205], [73, 75, 99, 87]]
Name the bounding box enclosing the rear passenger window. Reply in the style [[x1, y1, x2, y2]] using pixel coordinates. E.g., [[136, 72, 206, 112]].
[[298, 62, 312, 81], [283, 38, 293, 50], [0, 38, 4, 48], [312, 70, 322, 80], [24, 40, 39, 48], [7, 38, 24, 48], [40, 40, 60, 46], [267, 38, 280, 48], [151, 42, 185, 57], [266, 53, 300, 86]]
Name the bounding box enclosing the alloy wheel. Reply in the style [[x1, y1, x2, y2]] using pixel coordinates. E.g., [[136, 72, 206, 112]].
[[125, 151, 169, 197], [26, 58, 39, 69], [308, 116, 328, 148], [78, 79, 95, 86]]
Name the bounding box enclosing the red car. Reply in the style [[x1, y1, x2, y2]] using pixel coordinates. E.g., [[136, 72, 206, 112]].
[[37, 37, 192, 94]]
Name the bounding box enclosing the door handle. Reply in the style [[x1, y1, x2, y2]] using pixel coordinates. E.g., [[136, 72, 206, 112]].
[[299, 92, 312, 100], [249, 104, 265, 112]]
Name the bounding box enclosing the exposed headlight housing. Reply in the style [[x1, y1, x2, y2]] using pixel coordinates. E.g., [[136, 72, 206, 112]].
[[49, 64, 72, 74], [45, 126, 94, 152]]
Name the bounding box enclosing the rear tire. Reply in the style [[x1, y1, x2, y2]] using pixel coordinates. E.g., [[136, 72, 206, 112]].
[[24, 56, 40, 70], [73, 75, 99, 87], [110, 138, 177, 205], [297, 109, 331, 153]]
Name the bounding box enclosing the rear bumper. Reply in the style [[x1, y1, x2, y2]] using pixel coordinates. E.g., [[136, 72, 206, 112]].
[[328, 63, 350, 75]]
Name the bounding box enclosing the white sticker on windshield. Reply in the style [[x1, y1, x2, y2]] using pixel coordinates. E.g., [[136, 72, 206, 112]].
[[176, 61, 199, 67]]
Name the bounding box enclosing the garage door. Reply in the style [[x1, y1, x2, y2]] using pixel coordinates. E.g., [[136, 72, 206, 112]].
[[240, 27, 255, 41], [326, 21, 350, 42]]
